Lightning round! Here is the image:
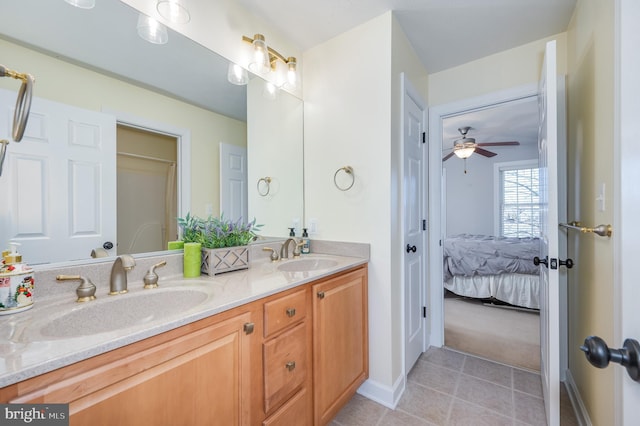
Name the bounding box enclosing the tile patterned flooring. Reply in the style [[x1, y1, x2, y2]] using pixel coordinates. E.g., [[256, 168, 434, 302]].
[[331, 347, 579, 426]]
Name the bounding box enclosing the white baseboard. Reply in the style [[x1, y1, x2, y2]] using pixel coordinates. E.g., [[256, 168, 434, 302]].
[[357, 375, 406, 409], [565, 369, 592, 426]]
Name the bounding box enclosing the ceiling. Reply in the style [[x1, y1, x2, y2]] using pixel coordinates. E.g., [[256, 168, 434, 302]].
[[1, 0, 576, 148], [239, 0, 577, 74], [239, 0, 575, 154]]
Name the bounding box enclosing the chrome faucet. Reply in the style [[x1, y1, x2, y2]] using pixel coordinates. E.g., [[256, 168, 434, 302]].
[[109, 255, 136, 295], [280, 238, 303, 259]]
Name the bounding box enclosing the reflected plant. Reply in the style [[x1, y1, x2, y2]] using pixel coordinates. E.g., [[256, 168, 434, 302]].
[[178, 213, 262, 249]]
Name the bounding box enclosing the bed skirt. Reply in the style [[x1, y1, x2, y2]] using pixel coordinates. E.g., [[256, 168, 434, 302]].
[[444, 273, 540, 309]]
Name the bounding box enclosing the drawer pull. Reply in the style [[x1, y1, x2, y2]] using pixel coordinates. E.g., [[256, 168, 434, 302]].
[[285, 361, 296, 372], [286, 307, 296, 317], [317, 291, 325, 299], [243, 322, 254, 335]]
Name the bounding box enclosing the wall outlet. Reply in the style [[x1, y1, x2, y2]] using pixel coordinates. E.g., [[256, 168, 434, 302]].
[[292, 218, 300, 235], [309, 218, 318, 235]]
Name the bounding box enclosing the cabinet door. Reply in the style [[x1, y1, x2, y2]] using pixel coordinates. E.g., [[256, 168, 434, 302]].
[[313, 267, 368, 425], [67, 313, 254, 426]]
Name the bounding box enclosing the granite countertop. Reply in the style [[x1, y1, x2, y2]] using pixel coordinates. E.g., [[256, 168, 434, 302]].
[[0, 254, 367, 388]]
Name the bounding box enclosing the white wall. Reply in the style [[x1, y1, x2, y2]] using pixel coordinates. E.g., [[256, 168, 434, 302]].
[[304, 11, 428, 405], [304, 13, 394, 392], [444, 145, 538, 236]]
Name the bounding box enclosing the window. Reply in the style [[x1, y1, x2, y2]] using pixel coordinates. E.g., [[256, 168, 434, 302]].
[[495, 160, 541, 238]]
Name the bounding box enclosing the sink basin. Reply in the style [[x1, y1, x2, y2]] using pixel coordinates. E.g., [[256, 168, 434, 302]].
[[277, 258, 338, 272], [38, 288, 211, 338]]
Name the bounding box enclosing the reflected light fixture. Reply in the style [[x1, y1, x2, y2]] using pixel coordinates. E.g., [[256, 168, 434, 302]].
[[227, 63, 249, 86], [137, 14, 168, 45], [64, 0, 95, 9], [263, 81, 278, 100], [242, 34, 299, 89], [157, 0, 191, 24]]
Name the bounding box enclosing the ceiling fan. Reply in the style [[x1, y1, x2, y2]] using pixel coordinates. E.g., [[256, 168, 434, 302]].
[[442, 126, 520, 162]]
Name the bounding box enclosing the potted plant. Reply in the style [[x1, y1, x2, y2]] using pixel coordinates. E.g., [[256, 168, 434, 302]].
[[178, 213, 262, 275]]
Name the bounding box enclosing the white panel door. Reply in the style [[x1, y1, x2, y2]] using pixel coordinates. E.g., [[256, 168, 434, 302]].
[[219, 143, 247, 221], [0, 89, 116, 264], [403, 75, 427, 373], [537, 40, 560, 426]]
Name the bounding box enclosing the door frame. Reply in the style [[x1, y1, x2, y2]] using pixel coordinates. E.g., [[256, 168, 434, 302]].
[[103, 108, 191, 222], [427, 84, 568, 379], [400, 73, 428, 377]]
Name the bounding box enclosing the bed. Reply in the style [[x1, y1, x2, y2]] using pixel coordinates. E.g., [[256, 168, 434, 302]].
[[443, 234, 540, 309]]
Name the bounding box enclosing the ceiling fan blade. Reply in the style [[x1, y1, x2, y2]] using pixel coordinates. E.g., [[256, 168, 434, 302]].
[[442, 151, 455, 162], [476, 141, 520, 147], [474, 147, 497, 157]]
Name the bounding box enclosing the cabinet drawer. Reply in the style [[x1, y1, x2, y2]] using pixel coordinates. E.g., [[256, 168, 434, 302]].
[[262, 388, 308, 426], [263, 322, 307, 413], [264, 289, 306, 338]]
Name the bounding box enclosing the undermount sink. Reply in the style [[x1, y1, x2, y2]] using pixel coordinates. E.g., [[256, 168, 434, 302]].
[[38, 287, 211, 338], [277, 258, 338, 272]]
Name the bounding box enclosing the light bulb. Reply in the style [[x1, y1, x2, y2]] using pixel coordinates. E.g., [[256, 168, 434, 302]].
[[227, 63, 249, 86], [157, 0, 191, 24]]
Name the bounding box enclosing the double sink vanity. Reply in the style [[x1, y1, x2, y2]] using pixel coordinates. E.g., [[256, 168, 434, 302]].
[[0, 241, 369, 425]]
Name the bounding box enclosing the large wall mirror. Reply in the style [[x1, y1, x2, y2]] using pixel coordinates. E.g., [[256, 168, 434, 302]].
[[0, 0, 303, 266]]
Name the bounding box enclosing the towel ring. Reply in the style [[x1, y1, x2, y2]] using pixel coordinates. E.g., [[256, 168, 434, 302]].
[[257, 177, 272, 196], [334, 166, 354, 191]]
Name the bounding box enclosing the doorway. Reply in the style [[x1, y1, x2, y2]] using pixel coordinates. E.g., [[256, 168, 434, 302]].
[[116, 125, 178, 254], [439, 96, 541, 370], [428, 84, 550, 362]]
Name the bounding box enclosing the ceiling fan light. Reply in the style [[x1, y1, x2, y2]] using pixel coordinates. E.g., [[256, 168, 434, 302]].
[[454, 147, 475, 159]]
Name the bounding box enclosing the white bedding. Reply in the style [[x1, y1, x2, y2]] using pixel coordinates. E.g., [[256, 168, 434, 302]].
[[444, 273, 540, 309]]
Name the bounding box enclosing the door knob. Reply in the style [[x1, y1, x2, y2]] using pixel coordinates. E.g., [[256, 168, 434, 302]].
[[406, 244, 417, 253], [533, 256, 548, 268], [559, 258, 574, 268], [580, 335, 640, 381], [103, 241, 114, 250]]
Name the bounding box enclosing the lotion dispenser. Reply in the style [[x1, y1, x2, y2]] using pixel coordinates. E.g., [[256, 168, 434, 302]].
[[301, 228, 310, 254]]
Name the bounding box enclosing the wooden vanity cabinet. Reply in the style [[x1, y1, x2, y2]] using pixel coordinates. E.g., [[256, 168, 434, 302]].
[[1, 308, 259, 426], [312, 266, 369, 426], [0, 264, 368, 426]]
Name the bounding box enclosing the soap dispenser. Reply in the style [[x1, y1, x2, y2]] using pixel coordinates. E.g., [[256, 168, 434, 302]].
[[0, 242, 35, 315], [301, 228, 310, 254], [289, 227, 296, 237]]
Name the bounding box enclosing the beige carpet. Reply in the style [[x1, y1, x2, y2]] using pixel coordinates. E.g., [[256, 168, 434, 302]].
[[444, 297, 540, 371]]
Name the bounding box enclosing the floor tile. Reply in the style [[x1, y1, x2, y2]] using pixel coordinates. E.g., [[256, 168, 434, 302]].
[[513, 368, 543, 398], [454, 375, 513, 417], [408, 359, 460, 395], [447, 399, 513, 426], [332, 351, 580, 426], [462, 356, 513, 388], [421, 346, 466, 371], [396, 382, 452, 425], [514, 391, 546, 426], [378, 409, 435, 426], [331, 393, 389, 426]]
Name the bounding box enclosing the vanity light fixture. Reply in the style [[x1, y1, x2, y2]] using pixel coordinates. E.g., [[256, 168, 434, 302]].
[[137, 14, 169, 45], [156, 0, 191, 24], [64, 0, 95, 9], [227, 63, 249, 86], [242, 34, 299, 90]]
